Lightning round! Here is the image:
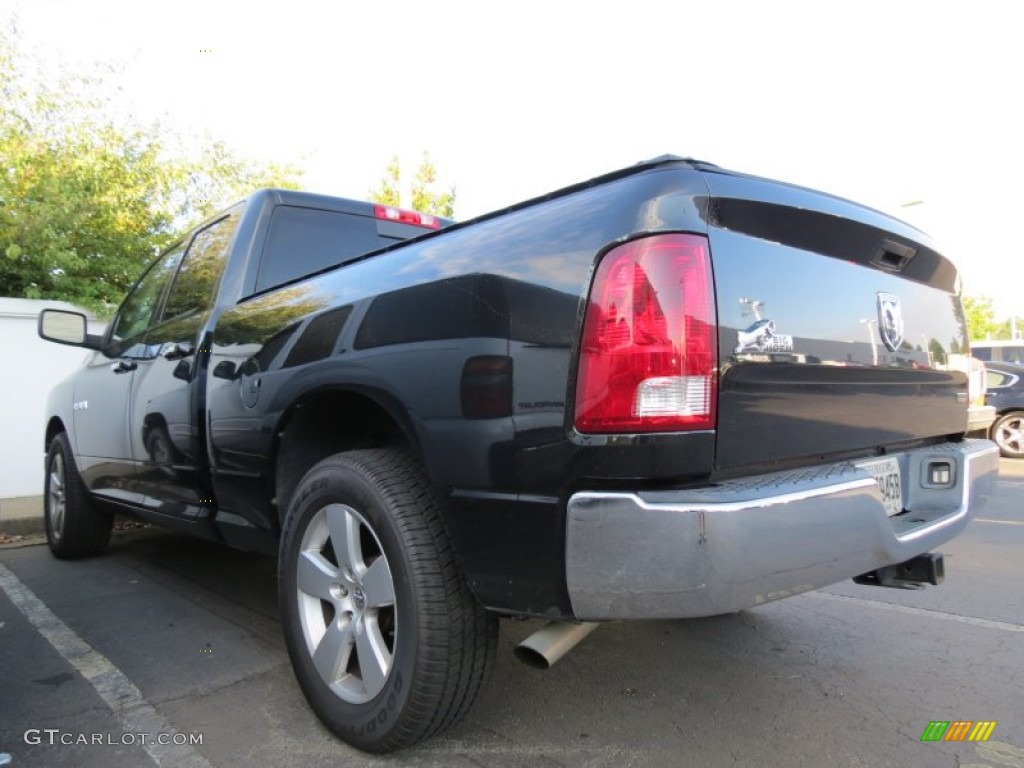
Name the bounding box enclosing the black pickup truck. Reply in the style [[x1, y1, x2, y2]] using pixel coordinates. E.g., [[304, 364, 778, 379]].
[[38, 156, 999, 752]]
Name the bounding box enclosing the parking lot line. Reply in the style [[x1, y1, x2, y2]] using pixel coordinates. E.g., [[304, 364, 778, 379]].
[[0, 563, 211, 768], [810, 591, 1024, 633]]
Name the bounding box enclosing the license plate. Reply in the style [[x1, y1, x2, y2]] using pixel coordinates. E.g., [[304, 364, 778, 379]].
[[858, 457, 903, 517]]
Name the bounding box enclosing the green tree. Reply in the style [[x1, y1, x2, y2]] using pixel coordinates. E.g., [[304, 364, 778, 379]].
[[369, 152, 455, 218], [962, 295, 1006, 342], [0, 26, 300, 316], [369, 155, 402, 208]]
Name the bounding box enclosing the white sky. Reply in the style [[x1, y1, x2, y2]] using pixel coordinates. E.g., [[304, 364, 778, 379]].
[[4, 0, 1022, 316]]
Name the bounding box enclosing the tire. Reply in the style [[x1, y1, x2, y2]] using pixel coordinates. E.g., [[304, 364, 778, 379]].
[[44, 433, 113, 559], [990, 411, 1024, 459], [278, 449, 497, 753]]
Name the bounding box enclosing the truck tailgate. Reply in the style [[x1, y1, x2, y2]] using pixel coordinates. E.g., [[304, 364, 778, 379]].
[[705, 170, 968, 471]]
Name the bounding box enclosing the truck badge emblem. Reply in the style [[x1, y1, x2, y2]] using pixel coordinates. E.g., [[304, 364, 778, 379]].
[[876, 292, 904, 352], [735, 319, 775, 353], [734, 318, 794, 355]]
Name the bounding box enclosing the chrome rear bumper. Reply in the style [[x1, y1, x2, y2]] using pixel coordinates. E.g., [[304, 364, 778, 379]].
[[565, 440, 999, 620]]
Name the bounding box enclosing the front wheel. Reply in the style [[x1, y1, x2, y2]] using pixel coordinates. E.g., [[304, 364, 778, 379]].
[[990, 411, 1024, 458], [278, 449, 497, 753], [44, 432, 112, 558]]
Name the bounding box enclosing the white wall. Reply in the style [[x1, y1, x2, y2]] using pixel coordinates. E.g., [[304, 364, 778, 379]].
[[0, 298, 105, 499]]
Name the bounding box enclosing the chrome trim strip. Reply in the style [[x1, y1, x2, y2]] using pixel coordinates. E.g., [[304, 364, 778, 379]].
[[579, 477, 876, 515]]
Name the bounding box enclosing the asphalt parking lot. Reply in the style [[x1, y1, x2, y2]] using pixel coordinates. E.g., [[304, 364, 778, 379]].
[[1, 460, 1021, 768]]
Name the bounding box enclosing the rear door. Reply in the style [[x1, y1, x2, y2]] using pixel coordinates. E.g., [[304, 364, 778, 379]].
[[128, 210, 239, 520]]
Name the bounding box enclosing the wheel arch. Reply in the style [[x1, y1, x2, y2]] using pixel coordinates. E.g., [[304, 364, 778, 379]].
[[141, 412, 168, 440], [990, 407, 1024, 423], [271, 387, 424, 522], [45, 416, 68, 452]]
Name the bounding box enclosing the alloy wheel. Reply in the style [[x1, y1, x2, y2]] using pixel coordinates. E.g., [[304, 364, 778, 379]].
[[48, 452, 66, 542], [296, 503, 397, 704], [994, 414, 1024, 457]]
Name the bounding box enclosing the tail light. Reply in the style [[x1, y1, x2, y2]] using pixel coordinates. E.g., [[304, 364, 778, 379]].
[[574, 233, 717, 433], [373, 204, 441, 230]]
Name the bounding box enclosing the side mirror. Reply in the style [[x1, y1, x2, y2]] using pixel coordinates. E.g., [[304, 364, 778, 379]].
[[212, 361, 238, 379], [37, 309, 103, 350]]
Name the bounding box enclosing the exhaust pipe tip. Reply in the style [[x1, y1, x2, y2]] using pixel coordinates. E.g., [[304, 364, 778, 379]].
[[514, 621, 599, 669], [513, 644, 553, 670]]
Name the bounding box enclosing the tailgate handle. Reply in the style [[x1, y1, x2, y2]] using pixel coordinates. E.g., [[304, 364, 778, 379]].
[[872, 240, 916, 272]]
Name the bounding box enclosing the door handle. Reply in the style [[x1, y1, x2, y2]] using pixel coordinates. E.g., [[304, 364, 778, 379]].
[[163, 343, 195, 361], [111, 359, 137, 374]]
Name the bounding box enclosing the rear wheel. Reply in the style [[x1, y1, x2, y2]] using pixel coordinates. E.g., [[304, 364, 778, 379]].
[[278, 449, 497, 753], [44, 433, 113, 558], [990, 411, 1024, 459]]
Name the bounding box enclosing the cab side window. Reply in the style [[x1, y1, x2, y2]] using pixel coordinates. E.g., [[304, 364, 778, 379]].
[[108, 242, 187, 355], [161, 211, 239, 322]]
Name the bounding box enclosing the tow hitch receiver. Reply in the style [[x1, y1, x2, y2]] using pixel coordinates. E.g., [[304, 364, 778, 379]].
[[853, 553, 945, 588]]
